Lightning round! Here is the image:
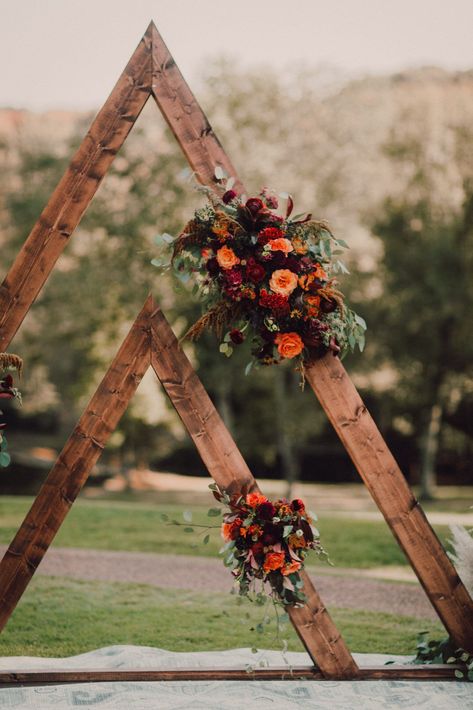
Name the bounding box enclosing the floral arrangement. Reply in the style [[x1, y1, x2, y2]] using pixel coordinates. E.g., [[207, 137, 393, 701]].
[[0, 354, 23, 468], [165, 177, 366, 374], [212, 483, 327, 607]]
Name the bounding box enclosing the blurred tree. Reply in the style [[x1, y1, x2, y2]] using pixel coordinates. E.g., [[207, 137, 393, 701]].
[[368, 125, 473, 498]]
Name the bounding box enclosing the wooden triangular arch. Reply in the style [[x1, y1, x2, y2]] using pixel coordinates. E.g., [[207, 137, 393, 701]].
[[0, 21, 472, 683]]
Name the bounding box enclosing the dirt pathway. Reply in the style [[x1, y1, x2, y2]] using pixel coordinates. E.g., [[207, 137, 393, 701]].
[[14, 546, 438, 620]]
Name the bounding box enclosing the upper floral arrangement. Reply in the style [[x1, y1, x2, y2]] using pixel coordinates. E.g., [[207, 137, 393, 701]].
[[156, 173, 366, 374]]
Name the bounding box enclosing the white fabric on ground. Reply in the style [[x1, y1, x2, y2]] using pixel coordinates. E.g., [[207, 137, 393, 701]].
[[0, 646, 471, 709]]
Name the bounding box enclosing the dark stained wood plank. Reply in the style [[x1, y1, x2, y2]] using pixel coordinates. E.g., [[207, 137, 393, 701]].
[[0, 664, 462, 684], [0, 298, 152, 632], [149, 299, 358, 679], [149, 22, 244, 194], [305, 354, 473, 652], [0, 27, 154, 352]]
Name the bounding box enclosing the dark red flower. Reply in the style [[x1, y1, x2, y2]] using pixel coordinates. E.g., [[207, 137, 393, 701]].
[[257, 501, 276, 520], [320, 297, 337, 314], [230, 329, 245, 345], [206, 257, 220, 275], [246, 260, 266, 283], [245, 197, 265, 216], [251, 541, 264, 557], [259, 290, 290, 314], [2, 375, 13, 388], [285, 256, 302, 274], [222, 189, 237, 204], [290, 498, 305, 512], [225, 268, 243, 286], [258, 227, 284, 245]]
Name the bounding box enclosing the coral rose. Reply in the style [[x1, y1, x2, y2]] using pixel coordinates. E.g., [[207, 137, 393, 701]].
[[263, 551, 286, 572], [269, 238, 293, 254], [217, 245, 240, 270], [281, 560, 302, 576], [246, 492, 267, 508], [269, 269, 298, 296], [275, 332, 304, 359]]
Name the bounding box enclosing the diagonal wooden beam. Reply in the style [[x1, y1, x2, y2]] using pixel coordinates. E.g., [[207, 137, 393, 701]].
[[0, 298, 152, 632], [149, 22, 244, 195], [305, 355, 473, 652], [149, 298, 358, 679], [0, 26, 154, 351]]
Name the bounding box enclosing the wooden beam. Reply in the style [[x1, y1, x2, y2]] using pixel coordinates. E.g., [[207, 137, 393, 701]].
[[0, 664, 461, 684], [305, 354, 473, 652], [0, 298, 152, 632], [149, 299, 358, 679], [149, 22, 244, 194], [0, 27, 154, 351]]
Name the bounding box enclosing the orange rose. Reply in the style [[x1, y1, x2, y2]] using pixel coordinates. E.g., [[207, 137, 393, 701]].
[[221, 517, 242, 541], [305, 294, 321, 317], [269, 238, 294, 254], [263, 551, 286, 572], [275, 332, 304, 359], [281, 560, 302, 576], [246, 492, 267, 507], [292, 236, 308, 254], [269, 269, 298, 296], [217, 245, 240, 270]]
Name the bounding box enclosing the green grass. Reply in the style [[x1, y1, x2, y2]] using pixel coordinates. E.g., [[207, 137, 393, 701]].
[[0, 576, 443, 658], [0, 496, 450, 568]]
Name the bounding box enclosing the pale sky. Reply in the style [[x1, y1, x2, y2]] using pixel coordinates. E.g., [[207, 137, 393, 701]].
[[1, 0, 473, 111]]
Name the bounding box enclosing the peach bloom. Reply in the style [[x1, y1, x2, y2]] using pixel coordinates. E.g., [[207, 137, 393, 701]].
[[269, 269, 298, 296], [274, 332, 304, 359], [216, 245, 240, 270], [201, 248, 213, 260], [298, 273, 314, 291], [246, 492, 267, 507], [291, 236, 308, 254], [281, 560, 302, 576], [313, 263, 328, 280], [269, 237, 294, 254], [263, 551, 286, 572]]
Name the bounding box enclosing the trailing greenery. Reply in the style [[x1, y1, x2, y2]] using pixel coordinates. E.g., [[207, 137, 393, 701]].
[[0, 576, 444, 658], [414, 632, 473, 681]]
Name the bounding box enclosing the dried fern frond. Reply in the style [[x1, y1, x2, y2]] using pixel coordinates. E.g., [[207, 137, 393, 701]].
[[305, 220, 334, 238], [213, 210, 246, 238], [182, 301, 244, 342], [172, 220, 202, 260], [0, 353, 23, 377]]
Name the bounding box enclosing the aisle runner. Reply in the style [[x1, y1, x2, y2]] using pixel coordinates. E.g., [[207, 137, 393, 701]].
[[0, 646, 471, 709]]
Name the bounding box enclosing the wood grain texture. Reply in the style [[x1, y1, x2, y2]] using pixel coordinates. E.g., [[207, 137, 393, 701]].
[[0, 298, 152, 632], [0, 664, 461, 684], [0, 28, 153, 351], [305, 354, 473, 652], [149, 22, 244, 194], [149, 299, 358, 678]]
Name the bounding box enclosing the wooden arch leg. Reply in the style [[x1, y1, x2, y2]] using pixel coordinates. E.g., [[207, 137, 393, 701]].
[[305, 357, 473, 652], [0, 299, 152, 632]]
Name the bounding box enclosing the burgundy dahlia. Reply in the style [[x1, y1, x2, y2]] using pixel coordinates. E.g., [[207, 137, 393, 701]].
[[257, 501, 276, 520], [229, 329, 245, 345], [246, 260, 266, 283]]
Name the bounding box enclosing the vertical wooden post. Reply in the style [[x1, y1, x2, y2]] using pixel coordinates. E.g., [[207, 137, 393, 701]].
[[305, 354, 473, 651], [150, 300, 358, 678], [0, 299, 151, 631]]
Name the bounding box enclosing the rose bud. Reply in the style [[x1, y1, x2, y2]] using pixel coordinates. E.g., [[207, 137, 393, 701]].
[[229, 329, 245, 345], [245, 197, 265, 216], [320, 298, 337, 314], [290, 498, 305, 512], [222, 189, 237, 204], [329, 337, 341, 355]]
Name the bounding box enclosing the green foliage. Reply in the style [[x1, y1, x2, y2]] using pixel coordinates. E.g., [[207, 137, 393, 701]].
[[414, 632, 473, 681], [0, 575, 443, 658]]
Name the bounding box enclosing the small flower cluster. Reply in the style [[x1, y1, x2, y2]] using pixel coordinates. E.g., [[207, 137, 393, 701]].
[[213, 484, 327, 606], [167, 178, 366, 374], [0, 357, 22, 468]]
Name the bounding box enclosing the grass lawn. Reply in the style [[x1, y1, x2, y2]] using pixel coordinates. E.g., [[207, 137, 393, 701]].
[[0, 496, 450, 569], [0, 576, 443, 658]]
